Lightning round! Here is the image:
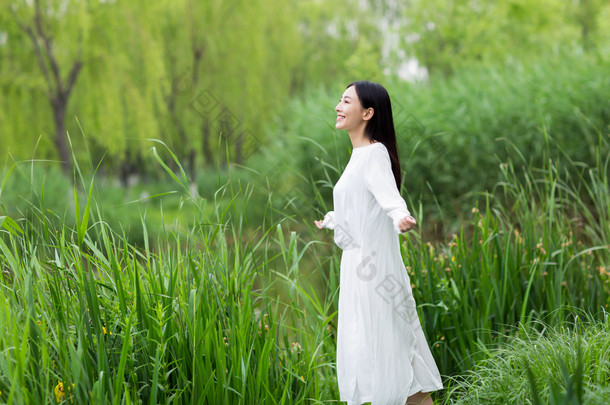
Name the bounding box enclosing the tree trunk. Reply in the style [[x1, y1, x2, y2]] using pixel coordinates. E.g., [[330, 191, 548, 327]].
[[11, 1, 83, 175], [202, 120, 213, 166], [52, 97, 71, 173]]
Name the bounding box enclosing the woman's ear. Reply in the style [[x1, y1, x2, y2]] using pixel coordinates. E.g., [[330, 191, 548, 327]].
[[363, 108, 374, 121]]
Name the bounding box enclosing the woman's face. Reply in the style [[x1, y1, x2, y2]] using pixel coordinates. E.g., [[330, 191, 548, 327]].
[[335, 86, 369, 131]]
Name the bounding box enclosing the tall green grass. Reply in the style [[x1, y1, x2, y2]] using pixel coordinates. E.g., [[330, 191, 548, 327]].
[[0, 147, 340, 404], [403, 149, 609, 376], [445, 315, 610, 404], [0, 136, 608, 402]]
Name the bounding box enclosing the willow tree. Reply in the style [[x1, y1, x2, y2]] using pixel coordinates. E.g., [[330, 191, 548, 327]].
[[68, 0, 167, 179], [7, 0, 92, 172], [3, 0, 167, 178], [2, 0, 407, 179], [159, 0, 304, 174]]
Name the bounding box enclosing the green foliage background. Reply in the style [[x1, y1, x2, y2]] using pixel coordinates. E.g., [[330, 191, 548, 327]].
[[1, 0, 610, 403], [1, 0, 608, 175]]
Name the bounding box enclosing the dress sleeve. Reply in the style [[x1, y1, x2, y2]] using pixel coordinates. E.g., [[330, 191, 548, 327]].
[[321, 211, 336, 230], [364, 148, 412, 233]]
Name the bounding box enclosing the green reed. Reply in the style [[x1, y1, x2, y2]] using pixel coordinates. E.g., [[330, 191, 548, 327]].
[[403, 146, 610, 377], [0, 144, 339, 404], [0, 132, 608, 403], [445, 315, 610, 404]]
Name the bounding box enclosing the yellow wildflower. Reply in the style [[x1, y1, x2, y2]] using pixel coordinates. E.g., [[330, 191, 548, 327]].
[[54, 381, 74, 403], [102, 326, 112, 335], [54, 382, 64, 402], [54, 382, 65, 402]]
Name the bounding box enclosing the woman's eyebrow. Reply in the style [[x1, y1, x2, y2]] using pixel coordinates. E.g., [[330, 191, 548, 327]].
[[343, 96, 352, 100]]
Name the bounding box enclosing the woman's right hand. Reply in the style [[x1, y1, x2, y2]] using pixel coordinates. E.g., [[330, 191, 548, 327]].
[[314, 220, 324, 229], [397, 215, 417, 232]]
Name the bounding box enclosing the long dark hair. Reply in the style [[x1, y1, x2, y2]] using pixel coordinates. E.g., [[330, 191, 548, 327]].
[[348, 81, 402, 189]]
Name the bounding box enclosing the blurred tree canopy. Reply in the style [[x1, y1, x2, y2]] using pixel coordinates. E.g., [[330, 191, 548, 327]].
[[0, 0, 383, 179], [1, 0, 608, 179], [402, 0, 609, 76]]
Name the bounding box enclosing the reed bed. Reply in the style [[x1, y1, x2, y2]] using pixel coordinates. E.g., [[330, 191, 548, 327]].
[[404, 149, 610, 376], [445, 315, 610, 404], [0, 137, 608, 403], [0, 151, 340, 404]]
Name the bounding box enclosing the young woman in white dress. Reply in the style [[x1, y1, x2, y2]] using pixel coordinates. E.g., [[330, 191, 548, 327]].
[[315, 81, 443, 405]]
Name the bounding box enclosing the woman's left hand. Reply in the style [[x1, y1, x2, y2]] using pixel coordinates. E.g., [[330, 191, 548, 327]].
[[398, 215, 417, 232]]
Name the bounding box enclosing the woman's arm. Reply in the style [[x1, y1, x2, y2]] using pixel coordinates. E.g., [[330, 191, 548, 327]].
[[364, 148, 416, 233], [314, 211, 336, 230]]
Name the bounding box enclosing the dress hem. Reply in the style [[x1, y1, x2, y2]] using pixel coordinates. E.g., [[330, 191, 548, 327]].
[[408, 384, 444, 395]]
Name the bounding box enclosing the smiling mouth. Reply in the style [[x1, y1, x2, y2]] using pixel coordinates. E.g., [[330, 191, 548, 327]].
[[337, 115, 345, 120]]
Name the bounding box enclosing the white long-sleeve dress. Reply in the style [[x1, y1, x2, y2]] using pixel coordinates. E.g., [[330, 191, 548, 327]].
[[321, 142, 443, 405]]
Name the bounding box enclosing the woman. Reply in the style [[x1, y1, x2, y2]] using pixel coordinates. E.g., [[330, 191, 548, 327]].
[[315, 81, 443, 405]]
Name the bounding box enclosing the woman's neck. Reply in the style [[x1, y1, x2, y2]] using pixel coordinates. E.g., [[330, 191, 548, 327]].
[[348, 127, 374, 149]]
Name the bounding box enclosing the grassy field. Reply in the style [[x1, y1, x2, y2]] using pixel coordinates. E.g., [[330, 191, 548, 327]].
[[1, 53, 608, 404], [0, 137, 608, 403], [447, 315, 610, 404]]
